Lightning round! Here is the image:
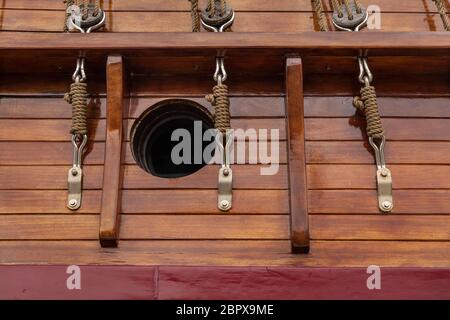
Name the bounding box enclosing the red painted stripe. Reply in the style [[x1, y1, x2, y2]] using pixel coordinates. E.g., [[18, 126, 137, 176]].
[[0, 266, 449, 300]]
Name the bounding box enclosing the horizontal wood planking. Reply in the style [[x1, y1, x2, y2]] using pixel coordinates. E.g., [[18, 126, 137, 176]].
[[0, 190, 289, 214], [0, 0, 442, 12], [1, 74, 448, 96], [0, 240, 449, 267], [120, 190, 289, 214], [305, 118, 450, 141], [0, 97, 285, 119], [304, 97, 450, 118], [0, 190, 102, 214], [0, 141, 287, 165], [1, 55, 449, 76], [306, 141, 450, 164], [2, 96, 449, 119], [310, 215, 450, 240], [0, 10, 446, 32], [0, 118, 286, 141], [122, 165, 288, 190], [309, 190, 450, 214], [308, 165, 450, 189], [0, 215, 290, 240], [0, 165, 287, 190]]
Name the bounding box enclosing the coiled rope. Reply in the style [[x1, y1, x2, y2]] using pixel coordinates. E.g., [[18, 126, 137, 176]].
[[433, 0, 450, 31], [65, 82, 89, 135], [353, 85, 384, 139], [206, 84, 231, 134]]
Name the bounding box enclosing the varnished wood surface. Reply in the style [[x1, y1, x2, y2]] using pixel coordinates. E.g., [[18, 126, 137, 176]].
[[0, 1, 449, 267]]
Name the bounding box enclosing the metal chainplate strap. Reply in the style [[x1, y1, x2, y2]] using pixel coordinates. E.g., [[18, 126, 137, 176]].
[[66, 4, 106, 210], [201, 2, 235, 212], [332, 2, 393, 213]]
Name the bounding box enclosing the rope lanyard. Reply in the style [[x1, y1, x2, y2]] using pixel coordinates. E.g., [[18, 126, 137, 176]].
[[189, 0, 235, 212], [312, 0, 393, 213], [432, 0, 450, 31], [63, 0, 105, 210]]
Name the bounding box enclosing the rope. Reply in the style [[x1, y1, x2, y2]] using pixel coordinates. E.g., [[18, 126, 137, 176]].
[[206, 84, 231, 134], [189, 0, 200, 32], [353, 85, 384, 139], [63, 0, 75, 32], [312, 0, 329, 31], [433, 0, 450, 31], [65, 82, 89, 135]]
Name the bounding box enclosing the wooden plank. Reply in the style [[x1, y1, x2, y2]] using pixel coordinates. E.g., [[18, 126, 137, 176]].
[[0, 165, 287, 190], [0, 11, 447, 32], [0, 165, 286, 190], [0, 240, 449, 267], [0, 190, 288, 214], [0, 190, 101, 214], [305, 118, 450, 141], [306, 141, 450, 164], [309, 190, 450, 214], [304, 97, 450, 118], [0, 96, 284, 119], [121, 190, 289, 214], [0, 118, 284, 141], [0, 166, 103, 190], [0, 142, 105, 165], [285, 57, 309, 253], [0, 97, 106, 119], [0, 119, 105, 141], [0, 141, 285, 165], [128, 97, 285, 118], [307, 164, 450, 189], [100, 55, 125, 247], [0, 215, 290, 240], [1, 0, 441, 12], [310, 215, 450, 240], [123, 165, 288, 190], [0, 32, 448, 55]]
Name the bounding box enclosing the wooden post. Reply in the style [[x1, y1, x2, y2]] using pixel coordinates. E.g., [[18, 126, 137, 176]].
[[99, 55, 125, 247], [285, 56, 310, 253]]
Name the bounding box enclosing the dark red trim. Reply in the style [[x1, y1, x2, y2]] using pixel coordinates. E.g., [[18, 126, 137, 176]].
[[0, 266, 449, 300]]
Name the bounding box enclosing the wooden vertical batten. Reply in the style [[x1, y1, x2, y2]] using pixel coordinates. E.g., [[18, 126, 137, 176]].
[[99, 55, 126, 247], [285, 56, 310, 253]]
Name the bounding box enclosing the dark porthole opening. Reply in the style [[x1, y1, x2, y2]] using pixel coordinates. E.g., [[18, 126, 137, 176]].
[[130, 99, 215, 178]]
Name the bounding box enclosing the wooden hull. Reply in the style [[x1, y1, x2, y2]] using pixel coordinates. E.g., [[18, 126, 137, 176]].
[[0, 0, 449, 299]]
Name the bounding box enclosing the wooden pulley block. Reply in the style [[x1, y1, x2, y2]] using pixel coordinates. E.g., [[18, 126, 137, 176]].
[[79, 4, 105, 29], [332, 3, 367, 30], [201, 0, 234, 27]]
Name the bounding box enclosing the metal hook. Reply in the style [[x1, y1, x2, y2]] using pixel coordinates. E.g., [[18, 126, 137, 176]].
[[369, 136, 386, 170], [71, 134, 88, 167], [358, 56, 373, 85], [72, 57, 86, 82], [214, 57, 227, 84]]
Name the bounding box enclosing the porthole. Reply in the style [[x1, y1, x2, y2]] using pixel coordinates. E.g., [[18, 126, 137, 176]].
[[130, 99, 215, 178]]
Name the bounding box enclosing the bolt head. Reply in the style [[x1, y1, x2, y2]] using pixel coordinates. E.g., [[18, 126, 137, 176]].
[[223, 169, 230, 176], [380, 168, 389, 178], [220, 200, 230, 209], [382, 201, 392, 210], [71, 168, 78, 176], [69, 199, 78, 207]]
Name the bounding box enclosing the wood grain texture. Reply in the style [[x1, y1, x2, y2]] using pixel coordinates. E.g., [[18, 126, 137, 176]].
[[308, 165, 450, 189], [285, 57, 309, 253], [100, 55, 125, 247], [0, 215, 289, 240], [309, 190, 450, 214], [0, 240, 449, 267], [0, 10, 447, 32]]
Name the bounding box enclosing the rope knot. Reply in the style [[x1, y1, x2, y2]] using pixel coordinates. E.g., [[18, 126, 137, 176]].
[[353, 85, 385, 139], [65, 81, 89, 135], [206, 84, 231, 134]]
